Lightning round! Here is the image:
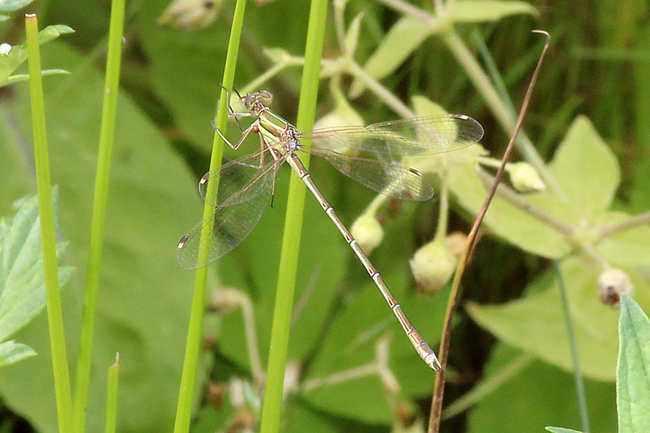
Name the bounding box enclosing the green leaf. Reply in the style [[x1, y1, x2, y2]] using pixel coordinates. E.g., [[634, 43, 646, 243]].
[[449, 164, 573, 259], [595, 211, 650, 267], [0, 0, 37, 13], [545, 427, 583, 433], [466, 258, 650, 381], [1, 69, 71, 87], [0, 25, 74, 85], [344, 11, 365, 58], [617, 294, 650, 433], [550, 116, 620, 221], [450, 1, 538, 23], [468, 344, 617, 433], [0, 340, 37, 366], [349, 16, 437, 97], [0, 191, 73, 343], [0, 41, 201, 433]]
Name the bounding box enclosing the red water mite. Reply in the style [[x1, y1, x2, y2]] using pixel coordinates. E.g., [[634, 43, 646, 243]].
[[252, 125, 259, 134]]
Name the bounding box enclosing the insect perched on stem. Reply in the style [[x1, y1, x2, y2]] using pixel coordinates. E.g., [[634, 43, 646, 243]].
[[178, 89, 484, 370]]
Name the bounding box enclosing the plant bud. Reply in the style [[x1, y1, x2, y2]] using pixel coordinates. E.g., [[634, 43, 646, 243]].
[[209, 288, 243, 313], [508, 162, 545, 192], [410, 241, 457, 295], [598, 267, 634, 307], [351, 214, 384, 254], [158, 0, 220, 29], [444, 231, 468, 259]]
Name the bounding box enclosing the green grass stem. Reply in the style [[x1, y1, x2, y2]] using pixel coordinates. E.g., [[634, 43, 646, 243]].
[[172, 0, 248, 432], [73, 0, 126, 430], [258, 1, 329, 432], [104, 354, 120, 433], [553, 261, 590, 433], [25, 13, 73, 433]]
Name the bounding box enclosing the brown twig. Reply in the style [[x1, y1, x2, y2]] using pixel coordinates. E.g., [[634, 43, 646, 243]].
[[427, 30, 551, 433]]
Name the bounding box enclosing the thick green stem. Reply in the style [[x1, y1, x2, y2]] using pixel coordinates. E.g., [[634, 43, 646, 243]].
[[73, 0, 126, 430], [25, 13, 73, 433], [258, 1, 329, 432], [173, 0, 248, 432]]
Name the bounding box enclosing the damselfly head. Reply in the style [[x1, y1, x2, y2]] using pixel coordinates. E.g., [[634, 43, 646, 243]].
[[241, 90, 273, 114]]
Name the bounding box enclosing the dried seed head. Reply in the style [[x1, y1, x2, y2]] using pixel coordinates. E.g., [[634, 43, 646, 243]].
[[598, 267, 634, 307]]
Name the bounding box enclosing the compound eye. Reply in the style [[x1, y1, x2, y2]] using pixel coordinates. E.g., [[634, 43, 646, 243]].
[[258, 90, 273, 106], [240, 94, 252, 108]]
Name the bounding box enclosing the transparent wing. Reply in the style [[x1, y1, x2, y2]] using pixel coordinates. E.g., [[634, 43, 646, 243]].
[[177, 153, 277, 270], [314, 149, 434, 201], [307, 114, 484, 155], [199, 150, 277, 207]]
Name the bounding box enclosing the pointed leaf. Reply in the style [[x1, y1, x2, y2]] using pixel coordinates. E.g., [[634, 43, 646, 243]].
[[0, 192, 73, 343], [450, 1, 538, 23], [0, 0, 37, 13], [546, 428, 583, 433], [350, 16, 437, 97], [617, 294, 650, 433], [550, 116, 620, 220], [0, 42, 202, 433], [1, 69, 71, 87], [0, 25, 74, 85], [0, 340, 36, 366], [344, 11, 365, 58]]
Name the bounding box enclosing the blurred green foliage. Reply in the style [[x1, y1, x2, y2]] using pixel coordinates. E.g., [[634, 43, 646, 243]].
[[0, 0, 649, 432]]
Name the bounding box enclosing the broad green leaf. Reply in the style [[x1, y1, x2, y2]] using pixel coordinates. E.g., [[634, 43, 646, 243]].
[[617, 294, 650, 433], [595, 211, 650, 267], [450, 1, 538, 23], [0, 25, 74, 85], [550, 116, 620, 221], [468, 343, 617, 433], [449, 164, 573, 259], [349, 16, 437, 98], [0, 41, 201, 433], [0, 191, 73, 343], [466, 258, 650, 381], [0, 341, 36, 366], [546, 428, 583, 433], [411, 95, 448, 117], [0, 0, 37, 12]]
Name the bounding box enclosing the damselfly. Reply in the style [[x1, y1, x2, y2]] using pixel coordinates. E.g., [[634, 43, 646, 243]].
[[178, 90, 484, 370]]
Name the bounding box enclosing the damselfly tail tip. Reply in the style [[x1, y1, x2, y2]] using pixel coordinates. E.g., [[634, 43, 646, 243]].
[[418, 342, 442, 371], [429, 356, 442, 372]]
